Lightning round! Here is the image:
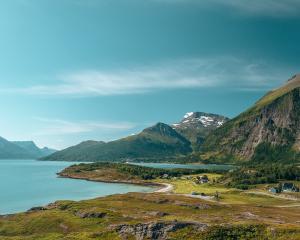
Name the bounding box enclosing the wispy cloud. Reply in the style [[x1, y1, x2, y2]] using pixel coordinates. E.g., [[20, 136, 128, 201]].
[[1, 57, 289, 97], [156, 0, 300, 17], [32, 117, 136, 136], [215, 0, 300, 16]]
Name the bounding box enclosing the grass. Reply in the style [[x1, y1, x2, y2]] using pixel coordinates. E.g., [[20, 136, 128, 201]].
[[155, 173, 232, 195], [153, 173, 300, 207], [1, 192, 300, 239]]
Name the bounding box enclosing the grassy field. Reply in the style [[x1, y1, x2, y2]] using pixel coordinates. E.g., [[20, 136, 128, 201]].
[[155, 173, 231, 194], [153, 173, 300, 206]]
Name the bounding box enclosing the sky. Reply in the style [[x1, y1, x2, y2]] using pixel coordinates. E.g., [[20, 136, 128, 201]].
[[0, 0, 300, 149]]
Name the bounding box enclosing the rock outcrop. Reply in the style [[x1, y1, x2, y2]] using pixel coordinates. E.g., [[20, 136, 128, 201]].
[[75, 211, 107, 219], [110, 221, 207, 240]]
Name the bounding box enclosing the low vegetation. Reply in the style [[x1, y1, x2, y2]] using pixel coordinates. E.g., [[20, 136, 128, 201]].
[[223, 164, 300, 190], [60, 162, 226, 182], [1, 192, 300, 240], [251, 143, 300, 164]]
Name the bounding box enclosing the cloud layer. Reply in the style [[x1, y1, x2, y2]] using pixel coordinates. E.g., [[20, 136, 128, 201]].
[[33, 117, 136, 136], [2, 57, 289, 97]]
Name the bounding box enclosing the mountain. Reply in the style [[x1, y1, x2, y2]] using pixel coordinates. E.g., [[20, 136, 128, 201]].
[[0, 137, 56, 159], [42, 123, 192, 162], [172, 112, 229, 150], [41, 140, 105, 162], [0, 137, 34, 159], [40, 147, 57, 157], [12, 141, 56, 158], [201, 74, 300, 163]]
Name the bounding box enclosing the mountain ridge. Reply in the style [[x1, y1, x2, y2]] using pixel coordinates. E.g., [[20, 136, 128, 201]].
[[0, 137, 56, 159], [201, 74, 300, 163], [0, 137, 34, 159], [12, 141, 56, 158], [41, 122, 192, 162]]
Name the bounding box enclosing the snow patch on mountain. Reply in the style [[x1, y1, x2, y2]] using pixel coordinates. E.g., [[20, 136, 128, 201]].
[[184, 112, 194, 119], [217, 120, 225, 126], [173, 112, 229, 129], [198, 116, 214, 127]]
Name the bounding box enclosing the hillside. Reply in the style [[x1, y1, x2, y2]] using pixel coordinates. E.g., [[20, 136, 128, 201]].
[[42, 123, 192, 162], [201, 74, 300, 163], [173, 112, 229, 150], [0, 137, 56, 159], [12, 141, 56, 158], [0, 137, 34, 159]]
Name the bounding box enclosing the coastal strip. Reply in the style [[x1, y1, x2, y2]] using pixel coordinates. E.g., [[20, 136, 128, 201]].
[[58, 171, 169, 192]]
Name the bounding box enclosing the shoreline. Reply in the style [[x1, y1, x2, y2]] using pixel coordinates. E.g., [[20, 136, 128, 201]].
[[58, 172, 172, 193], [154, 183, 174, 193]]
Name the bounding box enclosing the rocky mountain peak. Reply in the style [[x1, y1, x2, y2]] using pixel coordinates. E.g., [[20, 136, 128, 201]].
[[287, 73, 300, 82], [284, 73, 300, 91], [173, 112, 229, 129], [172, 112, 229, 150], [143, 122, 187, 140]]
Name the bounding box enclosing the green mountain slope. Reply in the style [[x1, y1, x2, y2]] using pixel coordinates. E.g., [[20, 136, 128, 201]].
[[201, 74, 300, 163], [0, 137, 35, 159], [172, 112, 229, 150], [42, 123, 192, 162], [12, 141, 56, 158]]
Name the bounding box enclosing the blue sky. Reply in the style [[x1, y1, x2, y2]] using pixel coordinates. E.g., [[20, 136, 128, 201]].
[[0, 0, 300, 149]]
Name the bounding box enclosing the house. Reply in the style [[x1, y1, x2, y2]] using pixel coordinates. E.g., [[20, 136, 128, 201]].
[[200, 178, 209, 184], [200, 175, 209, 183], [162, 174, 169, 179], [282, 183, 299, 192], [195, 175, 209, 184], [268, 187, 279, 194]]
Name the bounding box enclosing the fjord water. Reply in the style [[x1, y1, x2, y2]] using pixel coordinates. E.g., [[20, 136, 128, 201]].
[[0, 160, 153, 214], [130, 162, 234, 170]]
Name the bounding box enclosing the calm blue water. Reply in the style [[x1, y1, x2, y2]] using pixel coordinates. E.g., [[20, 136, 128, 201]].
[[130, 162, 235, 170], [0, 160, 153, 214]]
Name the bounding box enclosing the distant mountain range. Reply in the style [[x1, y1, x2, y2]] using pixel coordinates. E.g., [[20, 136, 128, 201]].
[[42, 113, 228, 162], [0, 137, 56, 159], [42, 122, 193, 162]]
